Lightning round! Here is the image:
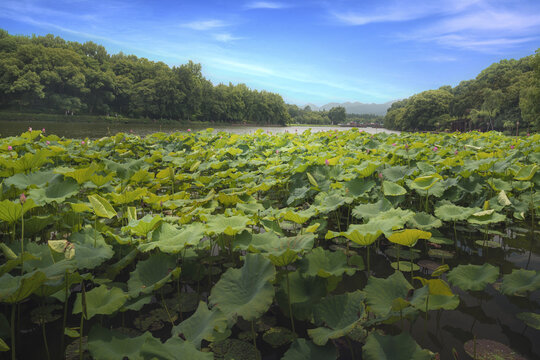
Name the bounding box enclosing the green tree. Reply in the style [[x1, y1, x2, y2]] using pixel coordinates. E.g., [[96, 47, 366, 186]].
[[328, 106, 346, 124]]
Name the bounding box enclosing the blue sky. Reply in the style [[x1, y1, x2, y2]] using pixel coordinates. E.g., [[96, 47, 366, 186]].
[[1, 0, 540, 106]]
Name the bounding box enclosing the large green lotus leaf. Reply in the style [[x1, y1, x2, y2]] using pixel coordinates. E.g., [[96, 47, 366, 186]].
[[514, 164, 538, 181], [205, 214, 251, 236], [497, 190, 512, 207], [362, 332, 432, 360], [467, 210, 506, 225], [209, 253, 275, 321], [122, 214, 163, 237], [407, 212, 442, 230], [127, 253, 180, 296], [282, 338, 338, 360], [365, 271, 413, 317], [279, 207, 317, 225], [276, 270, 327, 321], [27, 175, 79, 205], [344, 178, 375, 197], [501, 269, 540, 295], [352, 198, 392, 220], [368, 208, 415, 235], [265, 234, 315, 267], [0, 270, 48, 303], [388, 229, 431, 247], [142, 336, 213, 360], [308, 290, 365, 345], [409, 285, 460, 311], [172, 301, 229, 349], [410, 174, 442, 191], [88, 325, 152, 360], [287, 186, 311, 205], [62, 163, 100, 184], [353, 161, 379, 178], [138, 222, 206, 253], [516, 312, 540, 330], [0, 198, 36, 224], [383, 181, 407, 196], [3, 170, 56, 190], [340, 223, 382, 246], [88, 194, 117, 219], [108, 188, 148, 206], [447, 264, 499, 291], [314, 193, 347, 214], [382, 166, 413, 182], [299, 247, 356, 278], [69, 228, 114, 270], [0, 253, 38, 276], [434, 203, 479, 222], [23, 215, 54, 236], [103, 158, 148, 181], [73, 285, 127, 320], [487, 178, 512, 192]]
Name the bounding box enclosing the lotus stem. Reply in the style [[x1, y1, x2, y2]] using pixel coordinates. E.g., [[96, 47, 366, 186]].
[[410, 255, 414, 280], [11, 304, 15, 360], [345, 336, 355, 359], [251, 320, 260, 360], [20, 213, 25, 275], [285, 270, 295, 334], [397, 245, 401, 271], [41, 311, 51, 360], [61, 269, 69, 354], [79, 280, 87, 360], [473, 334, 477, 360], [160, 289, 174, 326], [94, 216, 97, 247], [334, 211, 341, 232], [366, 245, 370, 277]]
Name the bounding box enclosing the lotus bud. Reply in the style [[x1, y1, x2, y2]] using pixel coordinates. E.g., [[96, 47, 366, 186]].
[[42, 128, 45, 133], [276, 149, 279, 154], [404, 144, 409, 150], [8, 145, 12, 151], [46, 141, 50, 145], [454, 150, 458, 155], [20, 193, 26, 204], [28, 127, 32, 132], [378, 173, 383, 179], [81, 141, 85, 145], [510, 145, 514, 149], [325, 159, 329, 165]]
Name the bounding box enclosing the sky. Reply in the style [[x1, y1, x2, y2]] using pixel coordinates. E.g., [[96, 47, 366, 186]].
[[1, 0, 540, 106]]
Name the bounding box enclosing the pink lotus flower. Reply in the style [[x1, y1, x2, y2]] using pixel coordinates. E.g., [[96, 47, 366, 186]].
[[510, 145, 515, 149], [130, 129, 133, 133], [42, 128, 45, 133], [378, 173, 383, 179], [81, 141, 85, 145], [325, 159, 329, 165], [187, 129, 191, 132], [433, 146, 438, 151], [405, 144, 409, 150], [454, 150, 458, 155], [7, 145, 12, 151], [366, 149, 370, 154], [527, 133, 530, 137], [276, 149, 279, 154], [392, 143, 396, 146], [19, 193, 26, 204], [28, 127, 32, 132], [46, 141, 50, 145]]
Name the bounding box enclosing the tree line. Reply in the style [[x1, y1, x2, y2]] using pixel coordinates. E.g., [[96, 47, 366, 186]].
[[384, 49, 540, 133], [0, 30, 290, 125], [286, 104, 347, 125]]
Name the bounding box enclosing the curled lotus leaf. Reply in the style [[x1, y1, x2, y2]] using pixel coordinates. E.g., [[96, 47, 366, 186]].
[[362, 332, 433, 360], [434, 204, 478, 222], [88, 194, 117, 219], [516, 312, 540, 330], [0, 270, 48, 303], [407, 212, 442, 230], [514, 164, 538, 181], [382, 181, 407, 196], [410, 174, 442, 191], [388, 229, 431, 248], [341, 222, 382, 246]]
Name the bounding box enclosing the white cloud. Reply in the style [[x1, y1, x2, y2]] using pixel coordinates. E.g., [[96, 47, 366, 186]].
[[213, 33, 243, 42], [245, 1, 289, 10], [181, 19, 228, 31]]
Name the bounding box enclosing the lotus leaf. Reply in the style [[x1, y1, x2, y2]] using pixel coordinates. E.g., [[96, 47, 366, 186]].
[[308, 290, 366, 345], [383, 181, 407, 196], [391, 261, 420, 271], [514, 164, 538, 181], [434, 203, 478, 222], [262, 327, 295, 348], [340, 222, 383, 246], [463, 339, 525, 360], [209, 253, 275, 321], [0, 338, 8, 352], [352, 198, 392, 220], [0, 198, 36, 224], [407, 212, 442, 230], [388, 229, 431, 247], [365, 271, 413, 317], [0, 270, 48, 303], [410, 174, 442, 191], [210, 339, 260, 360], [276, 270, 327, 321], [122, 214, 163, 237], [172, 301, 228, 349], [282, 338, 337, 360], [410, 284, 460, 311], [501, 269, 540, 295], [73, 285, 127, 319], [3, 170, 56, 190], [516, 312, 540, 330], [88, 194, 117, 219], [127, 253, 180, 296], [344, 178, 375, 197], [362, 332, 432, 360], [205, 214, 251, 235], [69, 228, 114, 270], [299, 247, 355, 278], [138, 222, 205, 253], [27, 175, 79, 205]]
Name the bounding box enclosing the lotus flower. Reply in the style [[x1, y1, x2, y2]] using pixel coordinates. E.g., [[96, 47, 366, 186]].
[[7, 145, 12, 151], [42, 128, 45, 133], [28, 127, 32, 132], [19, 193, 26, 204], [276, 149, 279, 154], [325, 159, 329, 165], [187, 129, 191, 132], [510, 145, 515, 149], [46, 141, 50, 145], [405, 144, 409, 150], [81, 141, 85, 145], [392, 143, 396, 146], [378, 173, 383, 179], [454, 150, 458, 155], [433, 146, 438, 151]]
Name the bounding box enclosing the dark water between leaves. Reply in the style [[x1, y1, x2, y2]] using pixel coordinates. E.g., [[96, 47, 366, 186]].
[[0, 120, 398, 139]]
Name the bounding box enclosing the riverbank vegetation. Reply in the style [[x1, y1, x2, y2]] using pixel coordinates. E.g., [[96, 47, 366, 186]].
[[0, 30, 290, 125], [0, 129, 538, 359], [384, 49, 540, 133]]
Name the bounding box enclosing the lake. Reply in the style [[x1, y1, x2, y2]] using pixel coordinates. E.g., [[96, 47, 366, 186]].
[[0, 120, 398, 138]]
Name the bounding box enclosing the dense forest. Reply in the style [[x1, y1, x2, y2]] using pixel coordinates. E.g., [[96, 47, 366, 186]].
[[0, 30, 290, 125], [384, 49, 540, 133]]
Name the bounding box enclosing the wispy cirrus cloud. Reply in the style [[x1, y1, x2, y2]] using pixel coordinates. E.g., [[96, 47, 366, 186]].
[[332, 0, 540, 52], [181, 19, 228, 31], [213, 33, 243, 42], [245, 1, 289, 10]]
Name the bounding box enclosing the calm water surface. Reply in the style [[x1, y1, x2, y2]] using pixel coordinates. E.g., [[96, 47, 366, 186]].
[[0, 120, 399, 138]]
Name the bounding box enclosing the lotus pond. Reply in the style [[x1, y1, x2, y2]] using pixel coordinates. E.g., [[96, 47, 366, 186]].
[[0, 129, 539, 360]]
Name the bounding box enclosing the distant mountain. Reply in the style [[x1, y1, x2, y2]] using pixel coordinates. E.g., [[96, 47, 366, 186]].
[[318, 101, 397, 115]]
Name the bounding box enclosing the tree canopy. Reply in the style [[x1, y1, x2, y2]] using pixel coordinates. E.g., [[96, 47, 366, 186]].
[[0, 29, 290, 125], [384, 49, 540, 133]]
